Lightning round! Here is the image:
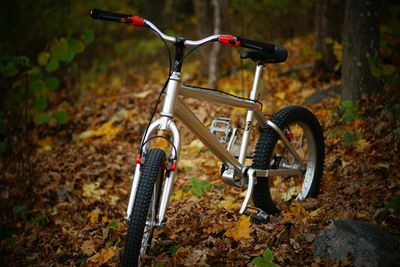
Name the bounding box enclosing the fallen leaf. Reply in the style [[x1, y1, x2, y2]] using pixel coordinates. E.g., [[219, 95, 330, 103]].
[[81, 240, 97, 256], [87, 246, 116, 266], [225, 216, 252, 241]]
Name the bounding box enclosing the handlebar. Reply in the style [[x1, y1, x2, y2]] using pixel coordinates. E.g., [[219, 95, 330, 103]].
[[90, 8, 287, 62]]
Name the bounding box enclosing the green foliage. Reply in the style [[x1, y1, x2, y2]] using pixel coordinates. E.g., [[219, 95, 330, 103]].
[[384, 195, 400, 213], [251, 248, 278, 267], [13, 205, 28, 220], [343, 131, 362, 148], [341, 100, 359, 122], [76, 257, 88, 266], [166, 245, 180, 256], [53, 110, 69, 125], [108, 221, 118, 230], [2, 30, 93, 129], [32, 211, 49, 226], [155, 261, 164, 267], [190, 177, 211, 197]]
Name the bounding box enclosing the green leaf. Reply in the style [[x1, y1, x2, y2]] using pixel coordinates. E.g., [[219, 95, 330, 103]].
[[108, 221, 118, 230], [81, 29, 95, 44], [382, 64, 396, 76], [263, 248, 273, 262], [32, 212, 49, 226], [324, 37, 334, 44], [38, 52, 50, 66], [30, 79, 46, 94], [314, 51, 323, 60], [370, 65, 381, 77], [289, 71, 298, 79], [104, 240, 114, 248], [251, 256, 268, 267], [34, 96, 48, 110], [343, 132, 353, 148], [28, 67, 42, 81], [190, 177, 211, 197], [166, 245, 180, 256], [53, 110, 69, 124], [68, 38, 85, 54], [46, 77, 60, 90], [13, 205, 28, 220], [334, 62, 341, 71], [50, 38, 69, 61], [76, 257, 88, 266], [46, 59, 59, 73], [155, 261, 164, 267], [1, 62, 18, 77], [60, 51, 74, 62], [34, 112, 52, 125], [12, 56, 29, 66]]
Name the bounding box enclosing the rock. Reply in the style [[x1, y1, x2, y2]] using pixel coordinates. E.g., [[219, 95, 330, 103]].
[[314, 218, 400, 267], [304, 84, 341, 105]]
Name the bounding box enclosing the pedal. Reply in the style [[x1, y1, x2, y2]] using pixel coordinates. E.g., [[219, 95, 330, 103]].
[[210, 117, 232, 144], [243, 206, 269, 223]]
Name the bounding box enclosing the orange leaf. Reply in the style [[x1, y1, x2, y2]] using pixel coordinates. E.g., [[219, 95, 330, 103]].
[[225, 216, 252, 241]]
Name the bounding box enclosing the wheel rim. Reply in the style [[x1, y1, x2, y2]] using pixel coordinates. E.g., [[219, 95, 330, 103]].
[[269, 121, 317, 206]]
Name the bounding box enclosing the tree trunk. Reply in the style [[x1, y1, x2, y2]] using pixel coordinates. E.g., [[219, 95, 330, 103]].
[[193, 1, 213, 79], [314, 0, 344, 73], [341, 0, 380, 101], [193, 0, 226, 86], [209, 0, 221, 88]]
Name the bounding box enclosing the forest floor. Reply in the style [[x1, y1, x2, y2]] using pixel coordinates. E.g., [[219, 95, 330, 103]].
[[1, 37, 400, 266]]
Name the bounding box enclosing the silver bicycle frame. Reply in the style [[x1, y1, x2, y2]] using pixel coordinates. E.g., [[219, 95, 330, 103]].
[[126, 64, 302, 224]]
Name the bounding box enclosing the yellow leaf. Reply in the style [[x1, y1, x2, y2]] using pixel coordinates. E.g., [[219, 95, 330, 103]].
[[79, 120, 122, 141], [87, 246, 116, 266], [218, 197, 241, 210], [89, 210, 99, 225], [83, 182, 106, 200], [275, 91, 286, 100], [225, 216, 252, 241], [101, 216, 108, 224], [354, 139, 371, 153]]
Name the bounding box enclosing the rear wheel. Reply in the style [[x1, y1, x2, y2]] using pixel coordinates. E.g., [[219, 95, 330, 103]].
[[122, 148, 166, 267], [252, 106, 324, 214]]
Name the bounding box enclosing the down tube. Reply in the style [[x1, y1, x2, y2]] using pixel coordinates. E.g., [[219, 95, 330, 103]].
[[175, 98, 243, 172]]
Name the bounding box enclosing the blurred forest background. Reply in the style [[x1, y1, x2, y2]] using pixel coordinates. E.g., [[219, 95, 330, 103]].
[[1, 0, 400, 266]]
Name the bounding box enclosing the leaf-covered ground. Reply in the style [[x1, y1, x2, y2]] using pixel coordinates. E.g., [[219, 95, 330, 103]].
[[1, 37, 400, 266]]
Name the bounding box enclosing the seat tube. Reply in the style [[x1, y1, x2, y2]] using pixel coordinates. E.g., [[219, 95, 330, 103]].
[[238, 64, 264, 164]]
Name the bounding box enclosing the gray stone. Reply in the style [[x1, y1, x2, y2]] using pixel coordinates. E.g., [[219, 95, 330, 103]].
[[314, 218, 400, 267], [304, 84, 341, 105]]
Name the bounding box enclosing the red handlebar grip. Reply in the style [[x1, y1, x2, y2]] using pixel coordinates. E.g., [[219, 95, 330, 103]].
[[218, 35, 241, 47], [120, 16, 145, 26]]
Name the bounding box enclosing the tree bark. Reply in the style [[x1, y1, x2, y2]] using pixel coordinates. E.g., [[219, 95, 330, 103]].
[[314, 0, 344, 73], [341, 0, 380, 101], [193, 0, 226, 86]]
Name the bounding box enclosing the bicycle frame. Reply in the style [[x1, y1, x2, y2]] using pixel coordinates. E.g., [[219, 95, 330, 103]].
[[126, 62, 303, 225]]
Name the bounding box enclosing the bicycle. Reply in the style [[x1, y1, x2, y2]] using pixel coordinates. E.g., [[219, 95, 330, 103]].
[[91, 8, 325, 266]]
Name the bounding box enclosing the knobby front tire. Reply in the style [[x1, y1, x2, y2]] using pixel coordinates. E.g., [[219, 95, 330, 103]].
[[122, 148, 166, 267], [252, 106, 325, 214]]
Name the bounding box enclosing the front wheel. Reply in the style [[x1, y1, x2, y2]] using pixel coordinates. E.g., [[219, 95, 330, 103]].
[[252, 106, 324, 214], [121, 148, 166, 267]]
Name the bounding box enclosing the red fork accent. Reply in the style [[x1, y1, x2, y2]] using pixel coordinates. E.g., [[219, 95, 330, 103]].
[[135, 154, 142, 164], [286, 131, 294, 141]]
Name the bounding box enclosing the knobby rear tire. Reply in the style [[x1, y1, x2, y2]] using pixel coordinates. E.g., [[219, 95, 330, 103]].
[[121, 148, 166, 267], [252, 106, 325, 214]]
